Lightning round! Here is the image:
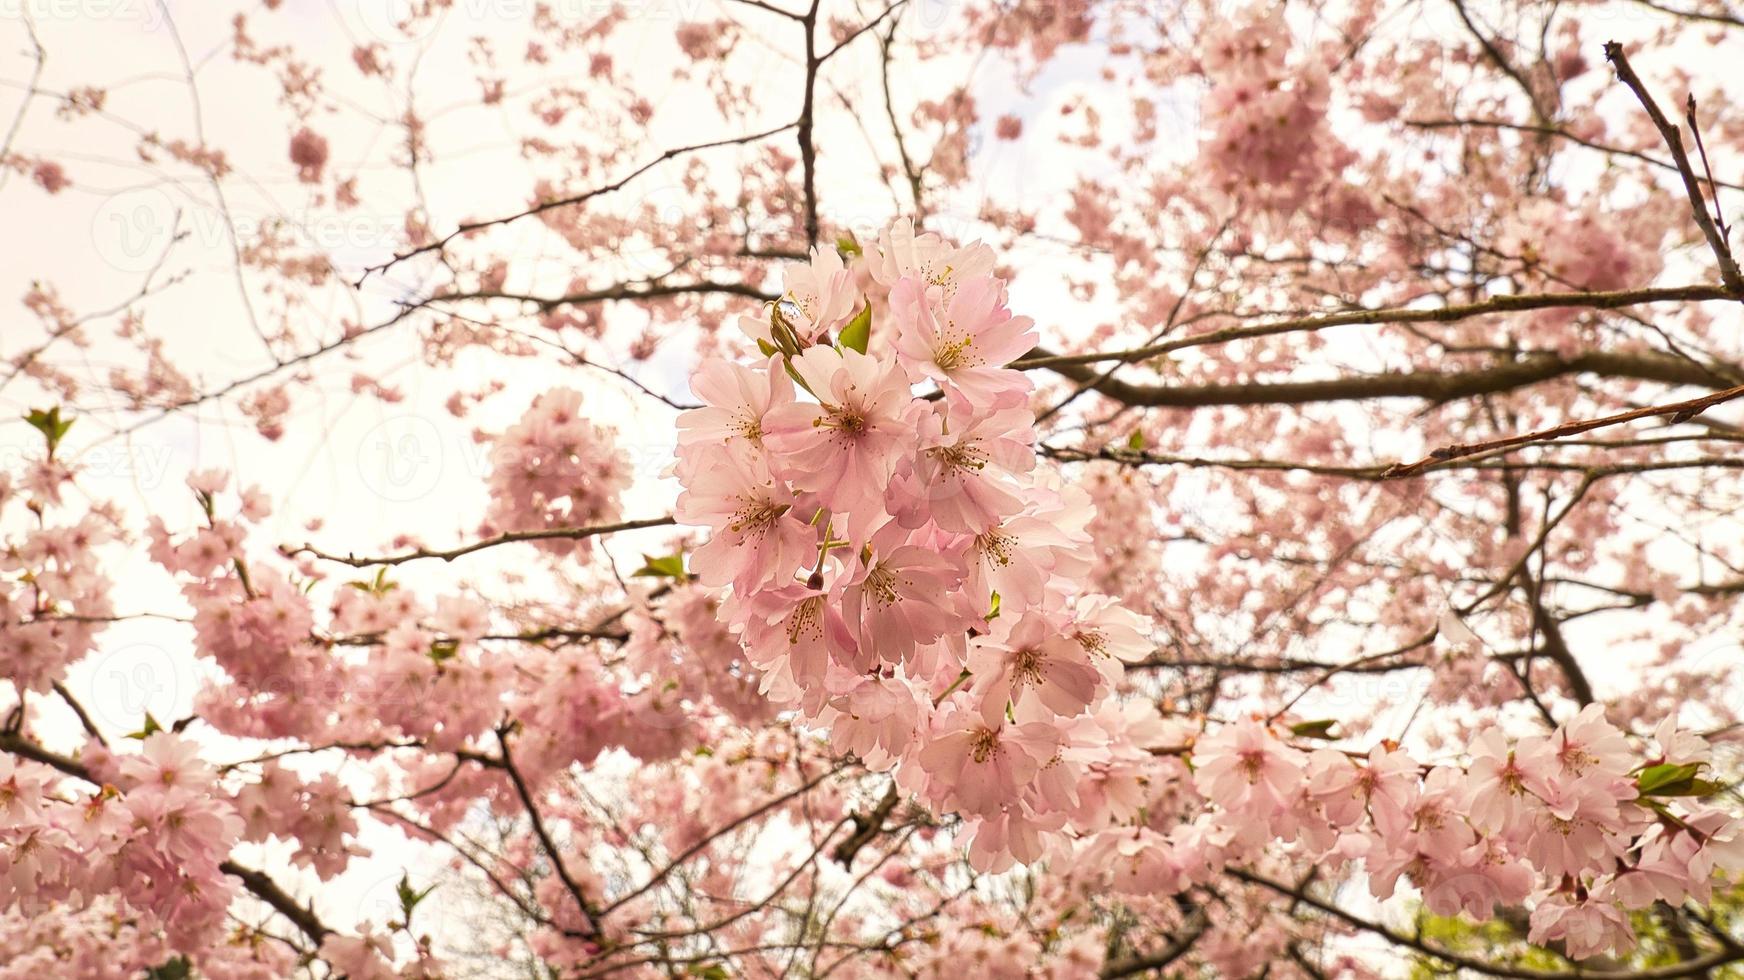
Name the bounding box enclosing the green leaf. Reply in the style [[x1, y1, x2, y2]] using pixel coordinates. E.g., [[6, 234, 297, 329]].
[[756, 338, 780, 359], [835, 232, 862, 258], [147, 956, 192, 980], [1124, 429, 1147, 452], [396, 873, 437, 923], [838, 301, 872, 354], [1636, 761, 1711, 797], [687, 965, 730, 980], [1289, 719, 1339, 740], [985, 591, 1002, 621], [24, 406, 74, 457], [633, 552, 688, 580], [126, 712, 164, 740], [428, 638, 459, 663], [348, 567, 397, 595]]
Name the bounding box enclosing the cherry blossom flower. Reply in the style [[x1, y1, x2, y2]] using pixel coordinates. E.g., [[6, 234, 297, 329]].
[[968, 610, 1103, 722], [1529, 888, 1637, 961], [676, 447, 815, 593], [918, 701, 1060, 815], [889, 274, 1036, 405], [1192, 718, 1306, 823], [867, 219, 997, 299], [762, 346, 914, 515], [840, 525, 966, 667], [678, 355, 795, 456], [886, 393, 1034, 533]]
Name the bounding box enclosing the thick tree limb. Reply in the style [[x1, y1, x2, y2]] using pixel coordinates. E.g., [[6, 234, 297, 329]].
[[218, 860, 333, 943], [1037, 349, 1735, 409], [1014, 285, 1735, 372]]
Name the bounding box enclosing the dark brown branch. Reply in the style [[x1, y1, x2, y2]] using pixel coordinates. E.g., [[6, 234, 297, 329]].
[[434, 280, 776, 312], [1014, 284, 1734, 372], [219, 860, 333, 943], [281, 516, 676, 568], [798, 0, 824, 247], [1382, 380, 1744, 478], [52, 682, 107, 746], [830, 782, 901, 866], [1099, 907, 1209, 978], [1604, 42, 1744, 295], [1404, 117, 1744, 192], [496, 726, 602, 936], [1039, 349, 1735, 409]]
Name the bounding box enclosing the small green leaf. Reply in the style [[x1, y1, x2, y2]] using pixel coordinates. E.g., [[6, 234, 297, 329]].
[[147, 957, 192, 980], [687, 965, 730, 980], [24, 406, 74, 457], [396, 873, 437, 923], [756, 338, 780, 359], [1289, 719, 1339, 740], [428, 638, 459, 663], [838, 302, 872, 354], [126, 712, 164, 740], [633, 552, 688, 580], [985, 591, 1002, 621], [835, 233, 862, 258], [1124, 429, 1147, 452], [1636, 761, 1709, 797], [348, 567, 398, 595]]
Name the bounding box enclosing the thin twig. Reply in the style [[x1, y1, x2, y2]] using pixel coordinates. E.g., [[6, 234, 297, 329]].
[[281, 516, 676, 567], [1604, 42, 1744, 294], [1383, 381, 1744, 478]]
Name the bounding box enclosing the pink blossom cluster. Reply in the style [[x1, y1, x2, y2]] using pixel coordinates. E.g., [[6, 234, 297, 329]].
[[0, 484, 116, 691], [1498, 198, 1668, 294], [0, 895, 293, 980], [0, 734, 243, 954], [481, 387, 631, 560], [676, 223, 1744, 958], [674, 221, 1162, 871], [1197, 9, 1342, 209], [1085, 710, 1744, 959]]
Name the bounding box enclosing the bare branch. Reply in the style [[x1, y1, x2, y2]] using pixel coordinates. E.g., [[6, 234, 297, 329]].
[[1604, 42, 1744, 295], [281, 516, 676, 568], [1383, 380, 1744, 478]]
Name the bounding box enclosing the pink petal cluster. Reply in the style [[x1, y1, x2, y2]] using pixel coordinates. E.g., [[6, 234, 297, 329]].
[[482, 387, 631, 560], [673, 223, 1744, 959]]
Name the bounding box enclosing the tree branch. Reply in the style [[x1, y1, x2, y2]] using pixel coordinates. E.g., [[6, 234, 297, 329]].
[[1604, 42, 1744, 295], [281, 516, 676, 568], [1038, 349, 1735, 409]]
